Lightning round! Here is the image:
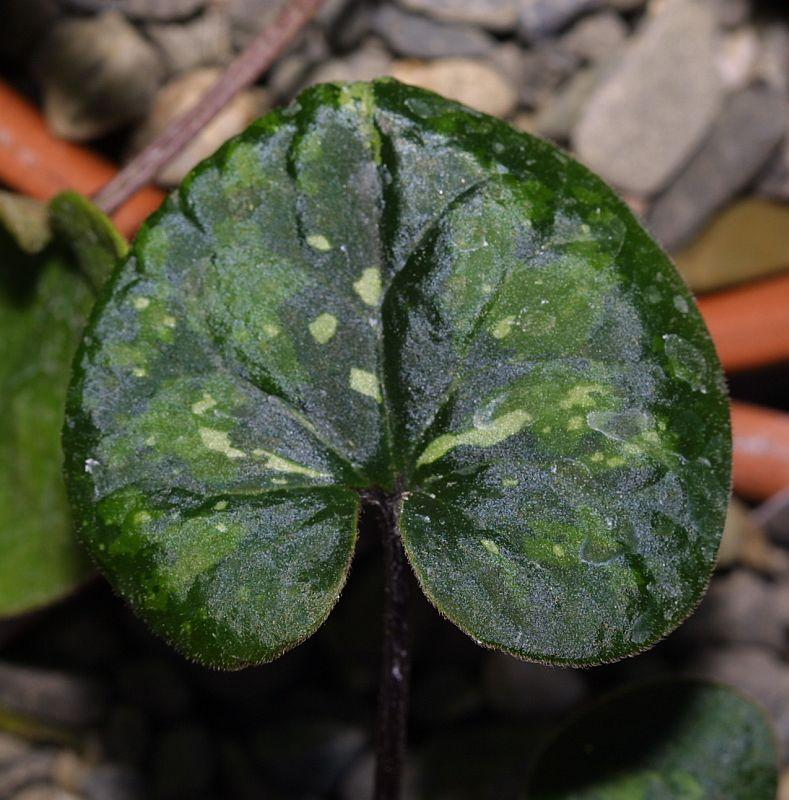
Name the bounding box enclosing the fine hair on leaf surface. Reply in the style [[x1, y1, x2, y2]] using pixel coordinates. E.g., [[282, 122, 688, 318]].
[[62, 79, 731, 669]]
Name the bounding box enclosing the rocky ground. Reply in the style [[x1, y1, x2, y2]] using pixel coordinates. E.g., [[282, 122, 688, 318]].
[[2, 0, 789, 798]]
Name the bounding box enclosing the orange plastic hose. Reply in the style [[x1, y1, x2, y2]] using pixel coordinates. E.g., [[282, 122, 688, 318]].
[[0, 80, 164, 238], [697, 273, 789, 373], [731, 401, 789, 500]]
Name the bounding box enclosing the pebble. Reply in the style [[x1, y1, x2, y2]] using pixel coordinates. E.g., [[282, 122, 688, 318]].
[[482, 652, 587, 716], [560, 10, 628, 63], [396, 0, 519, 32], [80, 765, 144, 800], [754, 23, 789, 93], [306, 38, 393, 86], [35, 11, 164, 142], [758, 140, 789, 203], [519, 0, 602, 41], [519, 43, 580, 109], [372, 5, 494, 59], [391, 58, 518, 117], [717, 498, 789, 574], [674, 199, 789, 292], [753, 489, 789, 546], [534, 60, 611, 141], [266, 28, 329, 100], [0, 661, 106, 729], [0, 732, 30, 766], [129, 68, 268, 186], [715, 27, 760, 91], [146, 11, 233, 75], [11, 788, 81, 800], [711, 0, 752, 28], [573, 0, 723, 195], [60, 0, 206, 19], [677, 570, 789, 652], [0, 752, 57, 797], [647, 87, 788, 251], [224, 0, 283, 50]]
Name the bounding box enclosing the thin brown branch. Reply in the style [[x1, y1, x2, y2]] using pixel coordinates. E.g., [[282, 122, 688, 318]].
[[93, 0, 327, 215]]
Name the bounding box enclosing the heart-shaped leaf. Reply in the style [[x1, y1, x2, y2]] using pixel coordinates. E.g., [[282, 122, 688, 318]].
[[63, 80, 730, 668], [0, 191, 126, 618], [526, 678, 778, 799]]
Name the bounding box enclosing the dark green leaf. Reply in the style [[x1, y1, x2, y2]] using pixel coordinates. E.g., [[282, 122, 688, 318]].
[[0, 192, 125, 617], [526, 678, 778, 799], [63, 80, 730, 667]]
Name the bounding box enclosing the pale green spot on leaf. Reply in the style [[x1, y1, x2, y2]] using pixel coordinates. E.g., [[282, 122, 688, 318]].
[[349, 367, 382, 402], [481, 538, 499, 555], [416, 410, 533, 467], [353, 267, 382, 306], [191, 394, 217, 416], [198, 428, 246, 459], [252, 449, 329, 479], [309, 312, 338, 344], [307, 234, 332, 251], [491, 316, 515, 339]]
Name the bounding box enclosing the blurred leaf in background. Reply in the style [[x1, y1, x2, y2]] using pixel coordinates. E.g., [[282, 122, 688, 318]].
[[0, 190, 126, 618]]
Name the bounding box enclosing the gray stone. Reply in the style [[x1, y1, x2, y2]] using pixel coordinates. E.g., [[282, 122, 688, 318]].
[[483, 652, 587, 716], [266, 28, 329, 100], [391, 58, 519, 117], [372, 6, 494, 59], [534, 60, 611, 141], [759, 147, 789, 200], [396, 0, 519, 32], [0, 732, 30, 767], [752, 488, 789, 545], [755, 23, 789, 93], [561, 10, 628, 63], [710, 0, 751, 28], [35, 11, 164, 141], [61, 0, 205, 19], [0, 753, 56, 798], [225, 0, 283, 50], [81, 765, 144, 800], [11, 788, 80, 800], [519, 42, 580, 109], [306, 38, 392, 86], [146, 11, 233, 75], [519, 0, 602, 40], [647, 88, 788, 250], [676, 570, 789, 651], [489, 41, 527, 86], [0, 661, 105, 728], [715, 27, 760, 91], [603, 0, 646, 8], [573, 0, 723, 195]]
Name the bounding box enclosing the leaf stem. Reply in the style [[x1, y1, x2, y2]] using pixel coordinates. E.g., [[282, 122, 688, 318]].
[[92, 0, 328, 215], [369, 485, 411, 800]]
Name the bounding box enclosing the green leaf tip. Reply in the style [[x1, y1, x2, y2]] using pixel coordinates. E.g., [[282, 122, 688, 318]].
[[62, 79, 730, 668]]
